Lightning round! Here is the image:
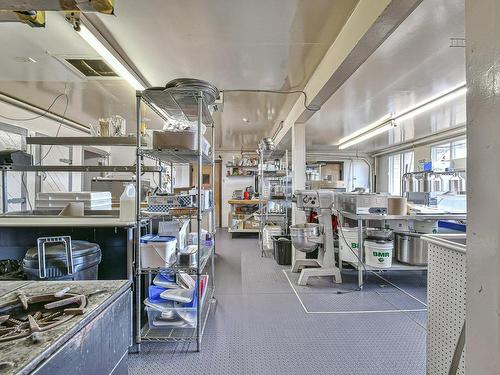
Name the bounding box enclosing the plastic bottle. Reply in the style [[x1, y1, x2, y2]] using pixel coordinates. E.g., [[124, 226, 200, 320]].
[[120, 183, 136, 221]]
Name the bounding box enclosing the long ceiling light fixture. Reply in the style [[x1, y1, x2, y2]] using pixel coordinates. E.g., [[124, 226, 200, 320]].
[[77, 24, 146, 91], [394, 83, 466, 124], [337, 83, 467, 149]]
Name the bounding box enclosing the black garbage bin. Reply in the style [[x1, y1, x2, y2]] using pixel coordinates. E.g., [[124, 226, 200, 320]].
[[272, 235, 292, 265]]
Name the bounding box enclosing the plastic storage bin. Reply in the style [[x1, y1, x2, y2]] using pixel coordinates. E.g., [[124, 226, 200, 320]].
[[140, 235, 177, 268], [146, 275, 208, 329], [272, 235, 292, 265]]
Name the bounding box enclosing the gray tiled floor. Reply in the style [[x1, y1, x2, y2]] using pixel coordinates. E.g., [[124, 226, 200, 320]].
[[129, 230, 426, 375]]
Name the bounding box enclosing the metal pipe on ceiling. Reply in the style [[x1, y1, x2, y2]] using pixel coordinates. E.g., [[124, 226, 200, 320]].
[[370, 125, 466, 157], [0, 92, 90, 134]]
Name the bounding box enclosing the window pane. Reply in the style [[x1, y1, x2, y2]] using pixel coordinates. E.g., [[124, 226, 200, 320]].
[[432, 143, 451, 162], [388, 154, 401, 195], [452, 139, 466, 160], [403, 152, 414, 173]]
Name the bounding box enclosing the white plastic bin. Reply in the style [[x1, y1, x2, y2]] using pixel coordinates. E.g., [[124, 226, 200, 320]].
[[364, 240, 393, 268], [339, 227, 362, 263], [140, 235, 177, 268]]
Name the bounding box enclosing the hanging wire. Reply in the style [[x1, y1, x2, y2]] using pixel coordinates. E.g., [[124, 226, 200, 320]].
[[221, 89, 321, 112], [36, 94, 69, 165], [0, 93, 68, 122]]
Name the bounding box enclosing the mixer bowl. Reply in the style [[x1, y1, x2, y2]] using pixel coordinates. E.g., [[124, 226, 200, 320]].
[[290, 223, 321, 253]]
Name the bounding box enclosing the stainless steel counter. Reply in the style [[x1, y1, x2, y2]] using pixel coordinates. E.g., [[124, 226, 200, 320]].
[[334, 209, 466, 221], [335, 209, 466, 288], [0, 210, 137, 228], [0, 280, 131, 375]]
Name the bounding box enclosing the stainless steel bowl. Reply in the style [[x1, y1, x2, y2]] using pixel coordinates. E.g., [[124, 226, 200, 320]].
[[365, 228, 393, 241], [290, 223, 321, 253]]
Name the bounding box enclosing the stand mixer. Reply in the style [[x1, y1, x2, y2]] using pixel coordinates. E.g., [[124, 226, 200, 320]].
[[290, 190, 342, 285]]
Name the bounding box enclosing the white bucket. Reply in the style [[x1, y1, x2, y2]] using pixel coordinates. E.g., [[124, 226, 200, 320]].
[[339, 227, 361, 263], [364, 240, 393, 268]]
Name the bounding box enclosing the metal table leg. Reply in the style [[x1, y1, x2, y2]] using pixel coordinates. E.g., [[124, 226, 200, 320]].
[[358, 218, 363, 289]]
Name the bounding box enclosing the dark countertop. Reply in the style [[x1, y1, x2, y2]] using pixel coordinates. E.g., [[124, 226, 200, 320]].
[[0, 280, 131, 375]]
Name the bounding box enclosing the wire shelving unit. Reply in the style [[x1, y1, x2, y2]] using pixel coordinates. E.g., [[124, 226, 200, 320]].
[[257, 149, 291, 256], [134, 86, 217, 352]]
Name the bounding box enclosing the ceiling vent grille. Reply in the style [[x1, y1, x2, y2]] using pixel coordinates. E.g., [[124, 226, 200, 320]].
[[64, 59, 118, 77]]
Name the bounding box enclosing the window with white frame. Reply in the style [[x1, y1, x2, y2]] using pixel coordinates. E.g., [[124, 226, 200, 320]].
[[431, 139, 466, 170], [388, 151, 414, 195]]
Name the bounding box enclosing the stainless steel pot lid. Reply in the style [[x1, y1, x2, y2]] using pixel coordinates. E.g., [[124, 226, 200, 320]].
[[24, 241, 101, 261]]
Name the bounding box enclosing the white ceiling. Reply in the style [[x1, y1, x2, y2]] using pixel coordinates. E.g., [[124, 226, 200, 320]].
[[93, 0, 358, 150], [0, 0, 466, 154], [0, 1, 359, 148], [0, 12, 160, 132], [303, 0, 466, 153]]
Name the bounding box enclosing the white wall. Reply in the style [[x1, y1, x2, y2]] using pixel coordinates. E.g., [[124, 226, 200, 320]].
[[0, 100, 89, 209]]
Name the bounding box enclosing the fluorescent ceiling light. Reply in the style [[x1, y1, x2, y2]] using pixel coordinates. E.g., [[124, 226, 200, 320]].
[[77, 24, 145, 91], [336, 114, 392, 145], [395, 84, 466, 123], [336, 83, 467, 150], [338, 122, 395, 150]]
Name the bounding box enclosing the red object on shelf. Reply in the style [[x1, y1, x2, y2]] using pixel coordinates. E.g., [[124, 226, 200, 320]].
[[244, 191, 250, 200]]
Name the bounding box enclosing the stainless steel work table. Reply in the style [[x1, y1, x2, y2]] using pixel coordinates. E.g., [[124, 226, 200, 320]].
[[334, 209, 467, 288]]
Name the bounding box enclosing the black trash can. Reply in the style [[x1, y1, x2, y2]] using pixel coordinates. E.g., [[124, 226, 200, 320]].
[[272, 235, 292, 265], [23, 240, 102, 280]]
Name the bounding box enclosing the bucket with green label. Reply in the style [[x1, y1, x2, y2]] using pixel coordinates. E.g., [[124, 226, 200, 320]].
[[364, 240, 393, 268], [339, 227, 361, 263]]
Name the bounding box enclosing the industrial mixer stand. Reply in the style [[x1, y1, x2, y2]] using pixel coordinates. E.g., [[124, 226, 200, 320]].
[[291, 190, 342, 286]]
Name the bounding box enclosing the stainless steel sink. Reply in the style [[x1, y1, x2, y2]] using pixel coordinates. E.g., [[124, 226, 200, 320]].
[[0, 209, 120, 218]]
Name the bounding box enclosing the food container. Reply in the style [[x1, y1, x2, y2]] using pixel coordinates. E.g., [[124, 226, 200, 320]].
[[145, 275, 208, 329], [395, 232, 428, 265], [364, 240, 394, 268], [388, 197, 407, 215], [339, 227, 362, 263], [140, 235, 177, 268], [152, 131, 211, 155], [99, 118, 110, 137], [290, 223, 321, 253]]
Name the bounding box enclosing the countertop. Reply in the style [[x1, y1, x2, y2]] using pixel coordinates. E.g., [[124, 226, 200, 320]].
[[0, 280, 131, 375]]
